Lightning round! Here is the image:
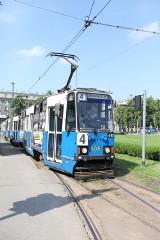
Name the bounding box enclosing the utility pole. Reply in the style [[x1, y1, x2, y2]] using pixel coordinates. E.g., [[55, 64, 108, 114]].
[[135, 91, 146, 166], [10, 82, 15, 117], [142, 90, 146, 166], [130, 94, 133, 133], [11, 82, 15, 100]]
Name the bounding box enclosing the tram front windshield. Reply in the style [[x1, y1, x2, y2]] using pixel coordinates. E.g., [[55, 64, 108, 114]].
[[77, 93, 114, 132]]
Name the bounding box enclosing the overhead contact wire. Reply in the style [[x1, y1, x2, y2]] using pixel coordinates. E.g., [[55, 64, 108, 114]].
[[26, 27, 86, 93], [88, 0, 95, 19], [94, 0, 112, 19], [26, 0, 112, 92], [14, 0, 84, 21], [92, 22, 160, 35]]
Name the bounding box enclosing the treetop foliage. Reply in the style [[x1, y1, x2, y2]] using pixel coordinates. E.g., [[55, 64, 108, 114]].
[[114, 97, 160, 130]]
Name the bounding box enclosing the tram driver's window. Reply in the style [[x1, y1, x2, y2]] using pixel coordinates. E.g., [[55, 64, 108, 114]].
[[66, 101, 75, 131]]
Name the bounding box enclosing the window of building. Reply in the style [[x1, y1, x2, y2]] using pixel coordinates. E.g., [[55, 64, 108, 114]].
[[5, 94, 12, 98]]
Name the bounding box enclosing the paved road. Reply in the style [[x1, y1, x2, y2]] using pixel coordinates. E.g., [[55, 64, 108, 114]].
[[0, 136, 89, 240]]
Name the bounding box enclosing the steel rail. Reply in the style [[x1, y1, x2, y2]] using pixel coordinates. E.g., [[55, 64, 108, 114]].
[[116, 177, 160, 195], [55, 172, 102, 240], [108, 179, 160, 214], [72, 176, 160, 233]]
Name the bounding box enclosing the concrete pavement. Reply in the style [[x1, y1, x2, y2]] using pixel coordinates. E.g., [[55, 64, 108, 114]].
[[0, 136, 89, 240]]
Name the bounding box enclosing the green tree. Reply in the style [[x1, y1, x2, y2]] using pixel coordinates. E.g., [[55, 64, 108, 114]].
[[10, 96, 26, 116], [156, 99, 160, 128], [46, 90, 53, 96], [114, 96, 160, 132], [36, 96, 44, 102], [146, 97, 157, 127], [28, 99, 34, 107], [114, 105, 126, 132]]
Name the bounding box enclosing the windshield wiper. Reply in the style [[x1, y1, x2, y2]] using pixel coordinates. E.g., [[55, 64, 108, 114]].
[[79, 127, 98, 133], [97, 128, 111, 132], [80, 127, 94, 132]]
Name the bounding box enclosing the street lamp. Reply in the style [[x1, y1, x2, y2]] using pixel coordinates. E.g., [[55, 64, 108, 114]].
[[10, 82, 15, 100], [10, 82, 15, 118]]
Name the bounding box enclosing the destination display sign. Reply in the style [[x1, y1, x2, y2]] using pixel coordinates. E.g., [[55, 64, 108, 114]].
[[88, 94, 108, 99]]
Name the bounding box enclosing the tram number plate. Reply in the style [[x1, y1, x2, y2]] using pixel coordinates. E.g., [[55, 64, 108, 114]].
[[77, 133, 88, 146], [91, 146, 101, 151]]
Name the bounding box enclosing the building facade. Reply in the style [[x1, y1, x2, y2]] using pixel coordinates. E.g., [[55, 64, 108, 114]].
[[0, 90, 45, 124]]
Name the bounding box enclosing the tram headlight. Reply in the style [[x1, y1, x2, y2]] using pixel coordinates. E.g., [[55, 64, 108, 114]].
[[104, 147, 110, 154], [104, 147, 114, 154], [77, 146, 88, 155], [81, 147, 88, 154]]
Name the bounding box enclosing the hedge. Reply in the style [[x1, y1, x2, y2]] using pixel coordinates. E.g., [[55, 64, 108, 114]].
[[115, 142, 160, 161]]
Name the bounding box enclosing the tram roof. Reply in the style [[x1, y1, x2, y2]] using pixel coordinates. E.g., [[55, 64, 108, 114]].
[[70, 88, 112, 95]]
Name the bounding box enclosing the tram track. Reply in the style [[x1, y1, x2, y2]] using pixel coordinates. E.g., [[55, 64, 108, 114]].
[[6, 143, 160, 237], [55, 172, 102, 240], [2, 138, 160, 239], [57, 173, 160, 236], [115, 177, 160, 195], [107, 178, 160, 214]]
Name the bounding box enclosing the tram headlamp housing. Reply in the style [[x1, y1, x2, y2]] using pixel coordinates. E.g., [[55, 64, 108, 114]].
[[81, 147, 88, 154], [104, 147, 110, 154], [77, 146, 88, 155], [104, 146, 114, 154]]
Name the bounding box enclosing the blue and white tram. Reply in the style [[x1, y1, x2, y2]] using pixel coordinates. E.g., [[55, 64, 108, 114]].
[[10, 116, 21, 145], [22, 88, 114, 178], [1, 116, 21, 145], [1, 119, 8, 138], [2, 117, 11, 141]]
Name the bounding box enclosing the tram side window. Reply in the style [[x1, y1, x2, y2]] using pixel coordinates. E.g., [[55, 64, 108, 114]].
[[25, 116, 29, 130], [30, 114, 34, 130], [57, 105, 63, 132], [39, 102, 46, 131], [21, 117, 25, 130], [5, 121, 8, 130], [33, 105, 39, 131], [66, 101, 75, 131], [9, 122, 12, 131], [18, 119, 20, 130], [14, 121, 18, 130], [49, 108, 55, 131], [21, 111, 26, 130]]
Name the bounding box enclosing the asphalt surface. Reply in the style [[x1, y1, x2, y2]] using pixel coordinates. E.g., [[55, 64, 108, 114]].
[[0, 135, 89, 240]]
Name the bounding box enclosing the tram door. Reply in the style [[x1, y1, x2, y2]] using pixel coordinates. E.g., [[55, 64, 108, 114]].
[[13, 120, 18, 141], [47, 105, 63, 163]]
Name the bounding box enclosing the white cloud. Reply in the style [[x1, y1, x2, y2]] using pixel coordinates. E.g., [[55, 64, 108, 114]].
[[17, 46, 46, 57], [0, 12, 15, 22], [129, 22, 160, 42]]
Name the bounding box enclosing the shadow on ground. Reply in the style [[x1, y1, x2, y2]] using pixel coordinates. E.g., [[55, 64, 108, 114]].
[[0, 142, 23, 156], [0, 193, 70, 221]]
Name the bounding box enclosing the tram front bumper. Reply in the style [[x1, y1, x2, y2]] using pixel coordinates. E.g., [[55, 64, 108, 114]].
[[74, 154, 114, 161]]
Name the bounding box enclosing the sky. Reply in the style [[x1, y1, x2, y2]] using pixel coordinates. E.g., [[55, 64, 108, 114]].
[[1, 0, 160, 100]]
